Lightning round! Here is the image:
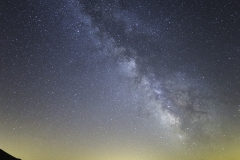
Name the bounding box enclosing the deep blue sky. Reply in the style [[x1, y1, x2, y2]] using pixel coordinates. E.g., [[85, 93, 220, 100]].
[[1, 0, 240, 159]]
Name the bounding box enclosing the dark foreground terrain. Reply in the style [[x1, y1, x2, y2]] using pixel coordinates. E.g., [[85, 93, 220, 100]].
[[0, 149, 21, 160]]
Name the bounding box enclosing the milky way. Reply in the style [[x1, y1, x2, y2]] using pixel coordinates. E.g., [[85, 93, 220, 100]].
[[1, 0, 240, 160]]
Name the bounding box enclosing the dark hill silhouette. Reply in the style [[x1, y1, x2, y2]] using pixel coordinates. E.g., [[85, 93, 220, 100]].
[[0, 149, 21, 160]]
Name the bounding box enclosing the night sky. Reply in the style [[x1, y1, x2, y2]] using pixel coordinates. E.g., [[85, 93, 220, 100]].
[[1, 0, 240, 160]]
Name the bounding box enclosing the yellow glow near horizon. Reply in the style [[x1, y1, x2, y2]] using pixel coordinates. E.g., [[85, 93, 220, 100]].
[[1, 129, 240, 160]]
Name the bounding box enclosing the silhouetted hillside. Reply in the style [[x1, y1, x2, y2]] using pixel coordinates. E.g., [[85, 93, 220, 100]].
[[0, 149, 21, 160]]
